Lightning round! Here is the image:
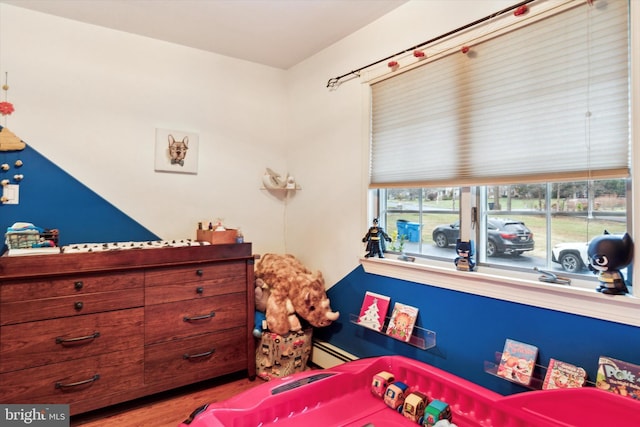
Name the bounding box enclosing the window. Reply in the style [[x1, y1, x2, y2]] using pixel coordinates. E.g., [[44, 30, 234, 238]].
[[378, 179, 628, 280], [363, 0, 639, 325]]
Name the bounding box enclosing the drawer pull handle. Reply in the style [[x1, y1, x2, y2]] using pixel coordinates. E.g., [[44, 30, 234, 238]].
[[55, 332, 101, 345], [74, 301, 84, 311], [183, 311, 215, 322], [55, 374, 100, 389], [183, 348, 215, 360], [196, 286, 204, 294], [196, 269, 204, 277], [74, 281, 84, 290]]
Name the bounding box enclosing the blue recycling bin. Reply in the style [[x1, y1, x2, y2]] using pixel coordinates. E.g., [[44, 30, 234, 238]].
[[396, 220, 420, 242]]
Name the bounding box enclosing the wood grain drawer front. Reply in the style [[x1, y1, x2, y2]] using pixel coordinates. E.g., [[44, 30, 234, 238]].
[[145, 261, 246, 288], [0, 348, 144, 408], [145, 293, 247, 345], [1, 287, 144, 325], [145, 274, 247, 305], [0, 308, 143, 373], [144, 327, 247, 388], [1, 271, 144, 302]]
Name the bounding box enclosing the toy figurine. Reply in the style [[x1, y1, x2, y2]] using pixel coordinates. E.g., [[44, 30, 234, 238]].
[[587, 231, 633, 295], [454, 239, 475, 271], [362, 218, 392, 258]]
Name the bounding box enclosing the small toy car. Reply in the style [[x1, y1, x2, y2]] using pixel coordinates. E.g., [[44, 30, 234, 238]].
[[422, 399, 452, 427], [384, 381, 409, 411], [403, 391, 429, 422], [371, 371, 395, 397]]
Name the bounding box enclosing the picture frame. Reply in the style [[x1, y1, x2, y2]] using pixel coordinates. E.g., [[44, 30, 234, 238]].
[[154, 128, 199, 174]]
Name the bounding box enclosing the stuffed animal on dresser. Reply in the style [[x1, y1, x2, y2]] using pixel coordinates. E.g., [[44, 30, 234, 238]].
[[255, 253, 339, 335]]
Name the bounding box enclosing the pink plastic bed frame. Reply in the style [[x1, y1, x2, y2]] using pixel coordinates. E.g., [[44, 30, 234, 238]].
[[179, 355, 640, 427]]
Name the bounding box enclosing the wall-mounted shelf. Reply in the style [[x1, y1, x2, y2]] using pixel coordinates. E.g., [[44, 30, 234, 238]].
[[349, 313, 436, 350], [485, 351, 595, 390], [260, 185, 301, 191]]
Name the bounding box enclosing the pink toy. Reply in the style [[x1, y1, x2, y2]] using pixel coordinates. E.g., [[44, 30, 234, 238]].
[[180, 355, 640, 427]]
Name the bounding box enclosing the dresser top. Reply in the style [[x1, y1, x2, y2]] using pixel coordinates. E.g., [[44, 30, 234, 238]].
[[0, 243, 253, 280]]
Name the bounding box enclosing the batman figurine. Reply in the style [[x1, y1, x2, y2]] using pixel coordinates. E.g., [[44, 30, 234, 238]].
[[587, 231, 633, 295]]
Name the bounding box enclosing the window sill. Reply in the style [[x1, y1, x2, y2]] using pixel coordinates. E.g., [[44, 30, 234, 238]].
[[360, 256, 640, 327]]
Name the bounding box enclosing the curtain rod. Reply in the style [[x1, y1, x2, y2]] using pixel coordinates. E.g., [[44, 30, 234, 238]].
[[326, 0, 535, 89]]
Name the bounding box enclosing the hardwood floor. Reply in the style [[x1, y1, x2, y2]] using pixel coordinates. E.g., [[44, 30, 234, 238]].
[[71, 371, 264, 427]]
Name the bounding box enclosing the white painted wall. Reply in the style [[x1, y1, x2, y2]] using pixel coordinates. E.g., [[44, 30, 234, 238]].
[[285, 0, 508, 284], [0, 1, 511, 286], [0, 4, 289, 254]]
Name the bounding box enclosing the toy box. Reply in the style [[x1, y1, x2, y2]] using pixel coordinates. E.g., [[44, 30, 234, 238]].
[[181, 355, 640, 427], [256, 328, 312, 380]]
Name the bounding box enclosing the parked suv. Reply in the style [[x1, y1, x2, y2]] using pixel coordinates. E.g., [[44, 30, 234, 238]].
[[551, 241, 589, 273], [432, 218, 534, 257]]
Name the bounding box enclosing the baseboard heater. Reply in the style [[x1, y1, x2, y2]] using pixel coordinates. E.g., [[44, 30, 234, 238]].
[[311, 339, 358, 368]]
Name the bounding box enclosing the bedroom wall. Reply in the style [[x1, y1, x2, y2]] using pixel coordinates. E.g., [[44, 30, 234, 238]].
[[0, 3, 290, 253], [1, 0, 638, 397]]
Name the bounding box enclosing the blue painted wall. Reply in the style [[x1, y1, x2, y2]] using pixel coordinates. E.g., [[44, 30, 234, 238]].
[[315, 265, 640, 395], [0, 145, 158, 252]]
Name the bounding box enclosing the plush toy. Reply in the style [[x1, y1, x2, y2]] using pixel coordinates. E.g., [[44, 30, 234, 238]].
[[253, 278, 270, 338], [255, 253, 339, 335], [587, 231, 633, 295]]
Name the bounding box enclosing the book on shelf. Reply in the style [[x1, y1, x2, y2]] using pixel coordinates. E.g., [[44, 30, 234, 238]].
[[496, 338, 538, 386], [385, 302, 419, 342], [596, 356, 640, 400], [356, 291, 391, 332], [542, 358, 587, 390]]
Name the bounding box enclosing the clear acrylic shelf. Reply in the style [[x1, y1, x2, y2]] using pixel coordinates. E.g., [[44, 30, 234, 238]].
[[349, 313, 436, 350], [484, 351, 596, 390]]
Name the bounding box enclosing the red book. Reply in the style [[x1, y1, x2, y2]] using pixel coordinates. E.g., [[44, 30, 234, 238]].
[[357, 291, 390, 332]]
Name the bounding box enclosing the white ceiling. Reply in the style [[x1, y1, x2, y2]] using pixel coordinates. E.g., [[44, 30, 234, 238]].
[[0, 0, 408, 69]]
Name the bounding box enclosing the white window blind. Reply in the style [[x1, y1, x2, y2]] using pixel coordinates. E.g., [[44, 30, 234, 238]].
[[370, 0, 629, 188]]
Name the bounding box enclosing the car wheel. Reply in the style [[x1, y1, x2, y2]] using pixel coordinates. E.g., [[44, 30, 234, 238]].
[[434, 232, 449, 248], [559, 252, 583, 273], [487, 240, 497, 257]]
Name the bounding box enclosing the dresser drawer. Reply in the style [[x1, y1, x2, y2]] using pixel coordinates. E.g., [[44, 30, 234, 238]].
[[145, 275, 246, 305], [145, 292, 247, 345], [1, 271, 144, 301], [144, 327, 247, 388], [0, 308, 143, 373], [1, 287, 144, 325], [145, 261, 246, 288], [0, 348, 144, 408]]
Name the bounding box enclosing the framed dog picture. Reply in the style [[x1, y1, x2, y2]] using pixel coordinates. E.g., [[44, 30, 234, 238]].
[[154, 128, 199, 174]]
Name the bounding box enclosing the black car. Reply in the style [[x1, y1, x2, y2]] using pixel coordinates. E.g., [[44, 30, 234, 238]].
[[432, 218, 534, 257]]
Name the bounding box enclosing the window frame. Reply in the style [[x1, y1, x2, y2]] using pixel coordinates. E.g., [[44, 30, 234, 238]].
[[361, 0, 640, 327]]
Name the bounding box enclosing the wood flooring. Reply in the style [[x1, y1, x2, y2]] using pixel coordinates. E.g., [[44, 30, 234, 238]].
[[71, 371, 263, 427]]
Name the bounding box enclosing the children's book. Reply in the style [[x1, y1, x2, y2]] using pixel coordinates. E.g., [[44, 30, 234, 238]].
[[596, 356, 640, 400], [357, 291, 391, 332], [385, 302, 418, 342], [542, 358, 587, 390], [496, 339, 538, 386]]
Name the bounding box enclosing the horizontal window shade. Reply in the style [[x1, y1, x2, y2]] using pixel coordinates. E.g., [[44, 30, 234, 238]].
[[370, 0, 629, 188]]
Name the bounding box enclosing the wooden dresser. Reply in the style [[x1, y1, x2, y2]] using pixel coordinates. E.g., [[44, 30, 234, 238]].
[[0, 243, 255, 415]]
